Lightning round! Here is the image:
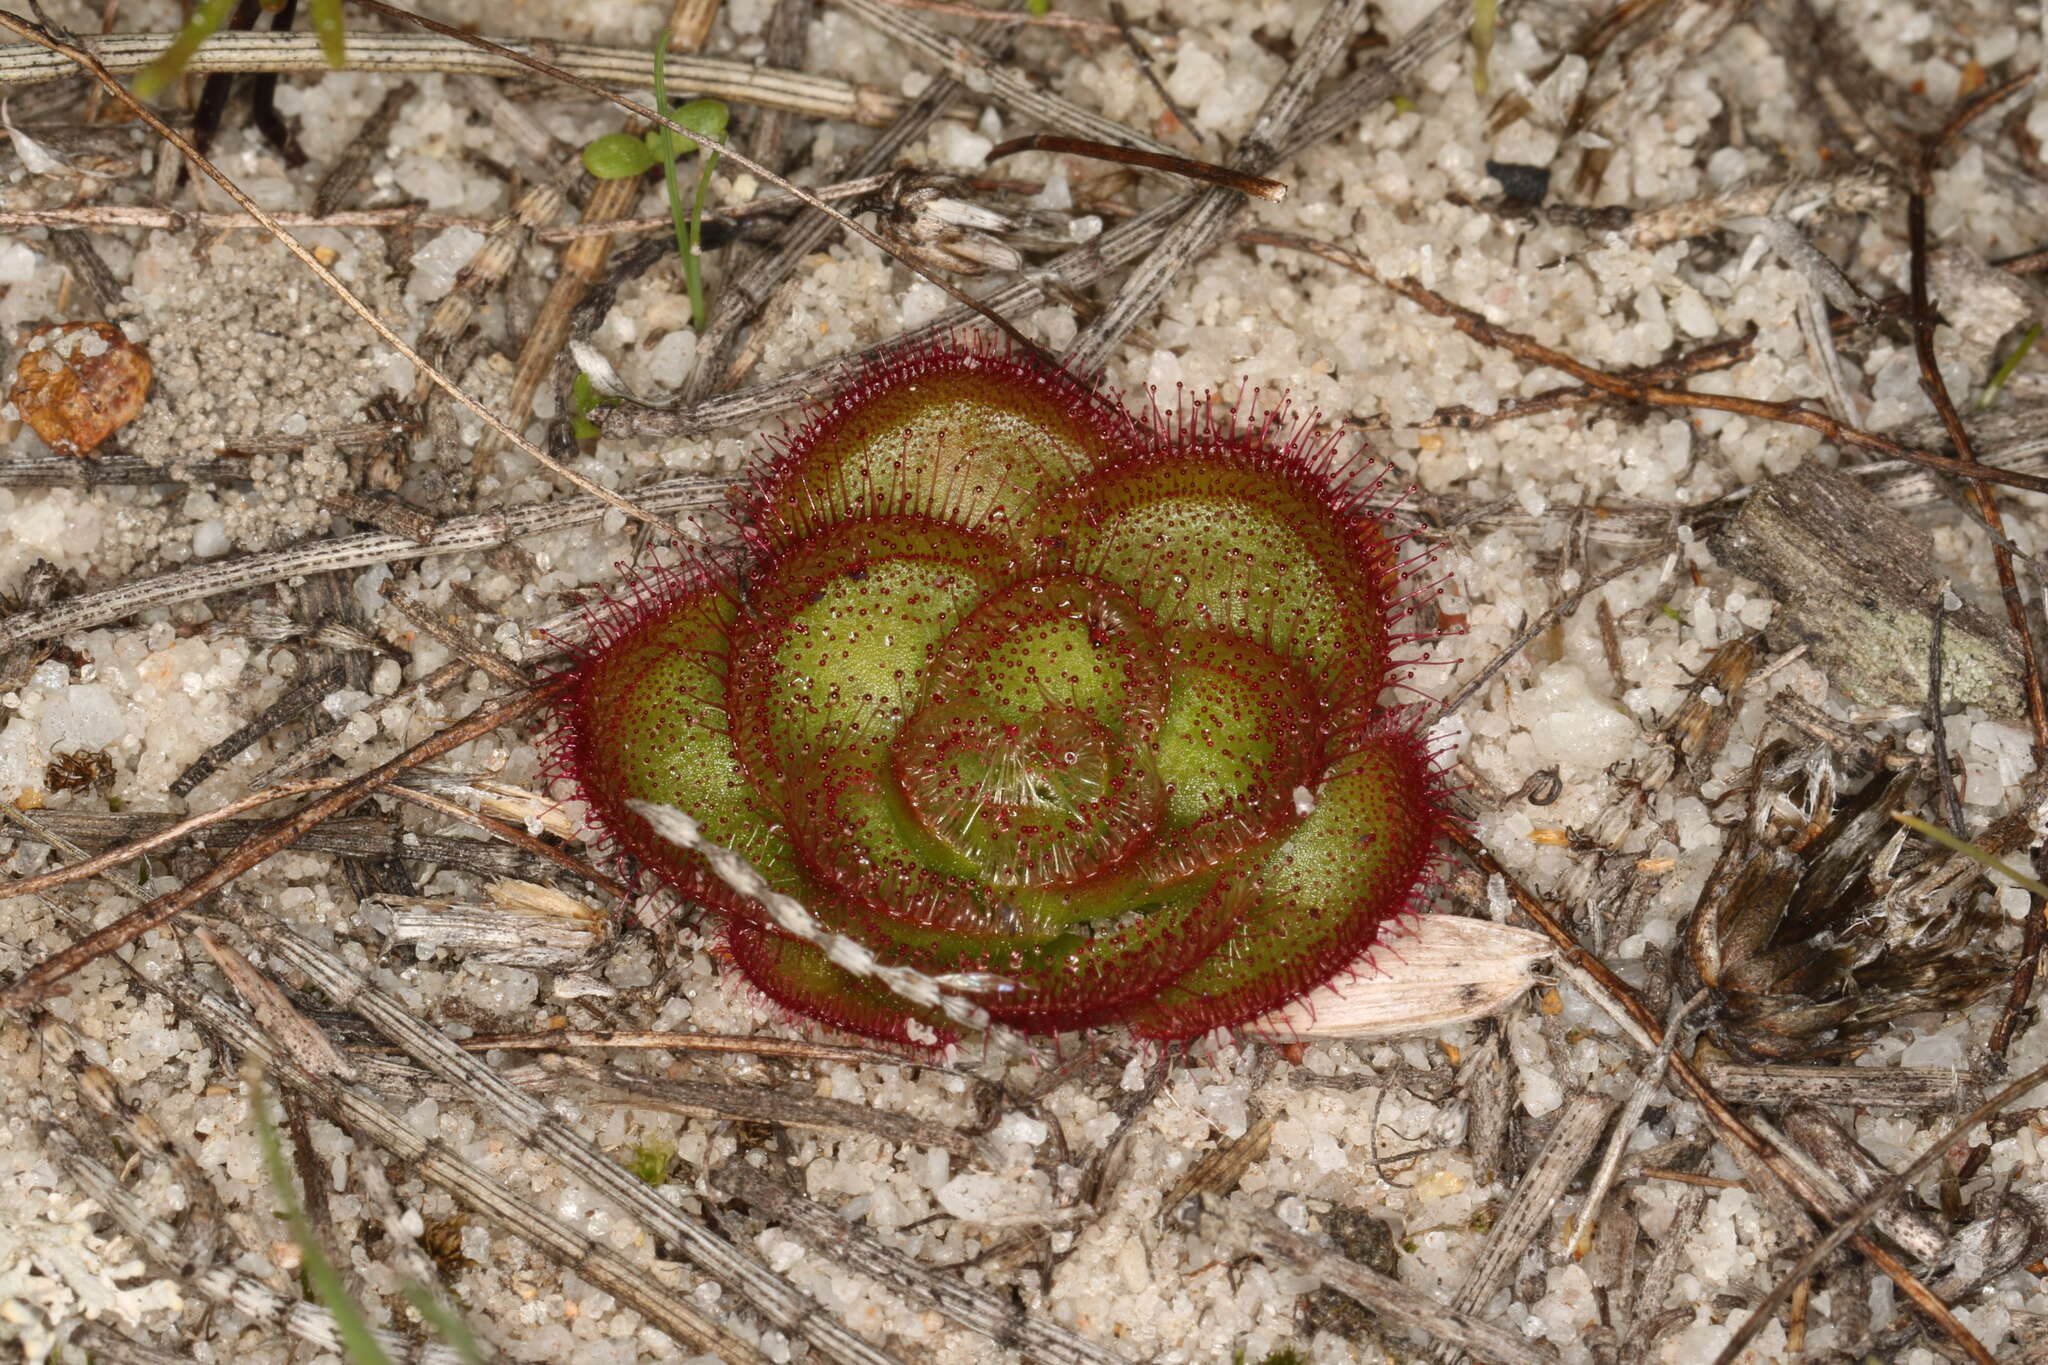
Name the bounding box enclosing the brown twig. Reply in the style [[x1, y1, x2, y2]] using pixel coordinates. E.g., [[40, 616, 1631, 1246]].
[[1446, 826, 1996, 1365], [846, 0, 1124, 32], [1905, 195, 2048, 759], [1350, 331, 1755, 431], [1640, 1167, 1747, 1190], [0, 780, 351, 902], [1910, 83, 2048, 1063], [1249, 228, 2048, 499], [0, 679, 570, 1010], [985, 133, 1287, 201], [1929, 65, 2038, 159]]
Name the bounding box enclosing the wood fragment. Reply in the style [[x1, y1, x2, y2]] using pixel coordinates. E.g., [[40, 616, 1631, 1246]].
[[194, 926, 360, 1081], [373, 881, 609, 970], [1717, 462, 2026, 715], [713, 1158, 1131, 1365], [1701, 1061, 1984, 1112], [0, 30, 911, 125], [45, 229, 124, 316], [0, 474, 724, 649], [1431, 1092, 1615, 1364], [8, 808, 560, 889], [377, 580, 529, 686], [1456, 1032, 1512, 1187], [534, 1053, 992, 1161], [313, 79, 414, 216], [1759, 1108, 1948, 1264], [413, 182, 567, 404], [168, 663, 345, 797], [985, 133, 1287, 201], [254, 920, 914, 1365], [1158, 1110, 1277, 1221], [471, 172, 635, 471], [1626, 166, 1892, 247], [1222, 1203, 1559, 1364], [667, 0, 723, 51], [1626, 1180, 1708, 1349], [65, 1322, 196, 1365]]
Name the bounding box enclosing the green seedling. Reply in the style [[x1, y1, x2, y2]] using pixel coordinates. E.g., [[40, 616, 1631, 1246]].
[[1977, 322, 2042, 411], [626, 1139, 676, 1187], [651, 30, 730, 330], [571, 371, 621, 440]]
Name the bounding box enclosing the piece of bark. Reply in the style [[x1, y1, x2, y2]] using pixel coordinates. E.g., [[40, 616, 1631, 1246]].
[[1716, 461, 2024, 715]]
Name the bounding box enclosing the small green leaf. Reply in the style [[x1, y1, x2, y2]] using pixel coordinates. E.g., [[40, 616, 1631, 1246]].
[[645, 99, 730, 158], [675, 98, 729, 149], [310, 0, 347, 70], [133, 0, 240, 100], [1027, 0, 1052, 12], [1978, 322, 2042, 411], [583, 133, 658, 180], [572, 372, 620, 441]]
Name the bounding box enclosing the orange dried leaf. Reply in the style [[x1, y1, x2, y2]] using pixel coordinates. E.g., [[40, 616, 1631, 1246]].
[[10, 322, 152, 457]]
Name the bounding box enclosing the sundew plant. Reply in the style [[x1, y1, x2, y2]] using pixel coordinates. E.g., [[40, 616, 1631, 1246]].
[[553, 345, 1450, 1047]]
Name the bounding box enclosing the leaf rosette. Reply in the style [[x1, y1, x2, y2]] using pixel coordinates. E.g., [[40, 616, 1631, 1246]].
[[557, 347, 1448, 1045]]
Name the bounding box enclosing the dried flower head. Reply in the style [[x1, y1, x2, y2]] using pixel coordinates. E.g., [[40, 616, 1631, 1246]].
[[553, 345, 1450, 1046], [1682, 749, 2012, 1059]]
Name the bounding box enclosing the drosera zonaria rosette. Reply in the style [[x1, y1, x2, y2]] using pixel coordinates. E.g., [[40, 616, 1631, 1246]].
[[550, 342, 1458, 1048]]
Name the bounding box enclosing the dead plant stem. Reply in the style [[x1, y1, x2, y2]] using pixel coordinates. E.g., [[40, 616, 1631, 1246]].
[[0, 679, 570, 1009]]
